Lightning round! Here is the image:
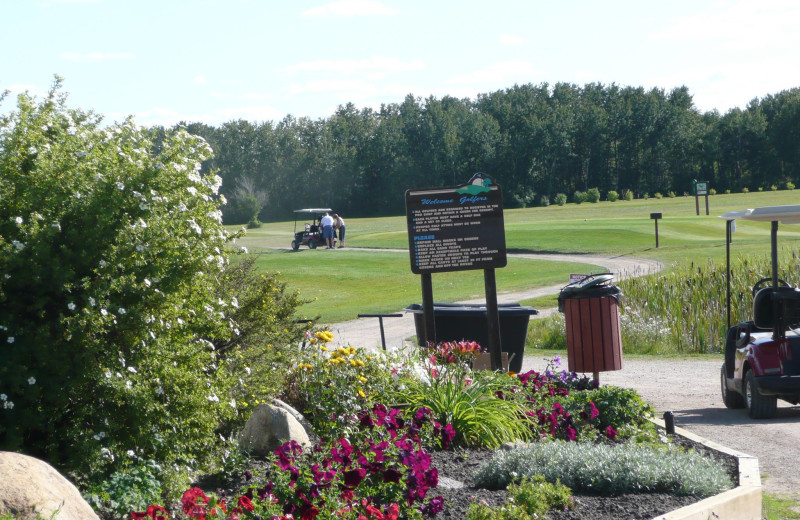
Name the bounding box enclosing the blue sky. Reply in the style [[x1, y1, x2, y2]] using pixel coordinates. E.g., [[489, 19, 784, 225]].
[[2, 0, 800, 127]]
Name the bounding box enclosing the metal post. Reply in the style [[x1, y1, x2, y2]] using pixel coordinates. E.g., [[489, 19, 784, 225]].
[[726, 220, 732, 329], [484, 268, 503, 371], [664, 411, 675, 434]]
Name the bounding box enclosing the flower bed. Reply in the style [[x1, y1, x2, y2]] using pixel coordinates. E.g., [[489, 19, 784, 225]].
[[133, 336, 735, 520]]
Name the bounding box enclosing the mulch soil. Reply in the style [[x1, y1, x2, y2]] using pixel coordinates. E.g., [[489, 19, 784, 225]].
[[196, 428, 739, 520]]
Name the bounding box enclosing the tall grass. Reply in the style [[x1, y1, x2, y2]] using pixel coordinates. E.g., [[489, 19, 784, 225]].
[[619, 249, 800, 354], [527, 249, 800, 354]]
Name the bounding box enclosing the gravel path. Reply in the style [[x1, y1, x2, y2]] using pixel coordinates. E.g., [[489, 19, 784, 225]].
[[324, 250, 800, 504]]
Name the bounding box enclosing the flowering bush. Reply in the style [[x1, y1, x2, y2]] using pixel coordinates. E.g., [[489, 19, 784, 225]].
[[280, 332, 418, 442], [0, 80, 306, 490]]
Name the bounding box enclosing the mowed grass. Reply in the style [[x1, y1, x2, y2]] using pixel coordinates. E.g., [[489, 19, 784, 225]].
[[249, 249, 603, 323], [229, 190, 800, 324]]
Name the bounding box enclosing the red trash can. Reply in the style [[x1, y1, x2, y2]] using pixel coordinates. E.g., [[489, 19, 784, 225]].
[[557, 275, 623, 375]]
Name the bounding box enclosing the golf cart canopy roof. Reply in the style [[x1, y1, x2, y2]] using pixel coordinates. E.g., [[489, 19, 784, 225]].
[[293, 208, 332, 215], [718, 205, 800, 224]]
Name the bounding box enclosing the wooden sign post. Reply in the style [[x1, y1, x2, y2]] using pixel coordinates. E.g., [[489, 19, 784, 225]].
[[405, 173, 507, 370]]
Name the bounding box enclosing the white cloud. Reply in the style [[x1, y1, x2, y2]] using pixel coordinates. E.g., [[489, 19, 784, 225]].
[[447, 61, 544, 86], [126, 103, 287, 127], [284, 56, 424, 75], [302, 0, 400, 17], [193, 76, 207, 85], [61, 51, 135, 62], [499, 34, 525, 46], [650, 0, 800, 50]]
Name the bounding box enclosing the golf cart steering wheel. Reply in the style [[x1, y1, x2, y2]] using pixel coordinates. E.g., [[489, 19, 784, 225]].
[[752, 277, 791, 297]]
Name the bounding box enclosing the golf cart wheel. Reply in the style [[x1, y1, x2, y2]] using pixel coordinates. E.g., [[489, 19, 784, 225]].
[[720, 363, 744, 409], [744, 370, 777, 419], [291, 240, 299, 251], [308, 240, 317, 249]]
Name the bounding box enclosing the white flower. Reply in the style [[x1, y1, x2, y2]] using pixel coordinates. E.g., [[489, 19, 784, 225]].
[[118, 307, 126, 315], [156, 386, 164, 395], [207, 394, 220, 402], [127, 366, 137, 373], [3, 401, 14, 410], [7, 337, 14, 344], [0, 394, 6, 401], [14, 216, 23, 224], [143, 278, 151, 287], [12, 240, 24, 251], [68, 302, 76, 311], [116, 182, 125, 190], [99, 260, 107, 267], [101, 309, 108, 316], [28, 377, 36, 385], [105, 370, 112, 378], [231, 297, 239, 308], [239, 246, 248, 254], [89, 297, 96, 307], [51, 222, 61, 231], [177, 202, 188, 212], [127, 450, 136, 457], [187, 186, 197, 196], [244, 366, 251, 375], [136, 244, 145, 252]]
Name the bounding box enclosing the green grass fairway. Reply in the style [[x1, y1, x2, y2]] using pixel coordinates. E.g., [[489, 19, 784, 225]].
[[250, 249, 603, 323], [230, 190, 800, 323]]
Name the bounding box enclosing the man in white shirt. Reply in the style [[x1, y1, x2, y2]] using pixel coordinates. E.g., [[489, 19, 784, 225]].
[[320, 213, 335, 249]]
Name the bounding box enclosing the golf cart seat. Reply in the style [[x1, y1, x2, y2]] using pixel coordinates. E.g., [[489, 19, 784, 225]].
[[753, 286, 800, 330]]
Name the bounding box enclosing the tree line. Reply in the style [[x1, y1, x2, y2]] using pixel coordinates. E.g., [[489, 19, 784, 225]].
[[166, 82, 800, 223]]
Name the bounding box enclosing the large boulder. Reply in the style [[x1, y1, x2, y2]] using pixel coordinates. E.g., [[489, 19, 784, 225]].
[[239, 403, 312, 457], [0, 451, 100, 520]]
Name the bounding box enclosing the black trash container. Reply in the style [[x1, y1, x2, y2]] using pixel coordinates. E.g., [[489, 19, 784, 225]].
[[404, 302, 538, 373], [557, 274, 623, 375]]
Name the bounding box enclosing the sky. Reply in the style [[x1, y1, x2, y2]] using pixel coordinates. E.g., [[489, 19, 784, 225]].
[[2, 0, 800, 128]]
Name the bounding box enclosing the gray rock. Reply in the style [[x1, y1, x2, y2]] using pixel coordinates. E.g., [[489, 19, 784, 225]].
[[239, 403, 312, 456], [0, 451, 100, 520]]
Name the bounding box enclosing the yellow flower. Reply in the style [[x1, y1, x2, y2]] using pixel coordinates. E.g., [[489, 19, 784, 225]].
[[355, 360, 365, 367], [350, 359, 357, 367], [358, 389, 366, 398], [358, 376, 367, 383], [320, 346, 328, 352], [310, 338, 317, 344]]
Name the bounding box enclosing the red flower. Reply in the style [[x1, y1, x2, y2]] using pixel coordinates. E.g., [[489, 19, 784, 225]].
[[238, 495, 255, 512], [181, 487, 210, 517]]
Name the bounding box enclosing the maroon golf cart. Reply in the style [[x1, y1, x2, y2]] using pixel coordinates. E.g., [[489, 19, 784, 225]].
[[720, 205, 800, 419]]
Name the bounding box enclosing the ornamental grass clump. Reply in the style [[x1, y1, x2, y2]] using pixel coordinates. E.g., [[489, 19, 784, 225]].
[[399, 341, 534, 449], [474, 441, 733, 497]]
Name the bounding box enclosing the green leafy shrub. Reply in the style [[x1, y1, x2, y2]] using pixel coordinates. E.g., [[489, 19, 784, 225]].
[[586, 187, 601, 203], [654, 192, 663, 199], [709, 188, 717, 195], [538, 194, 550, 207], [573, 191, 586, 204], [474, 441, 733, 496], [84, 455, 163, 519], [607, 190, 619, 202], [623, 189, 634, 201], [0, 80, 288, 493], [742, 187, 750, 193], [786, 181, 795, 190], [554, 386, 655, 440], [553, 193, 567, 206], [467, 475, 575, 520], [668, 190, 676, 198], [525, 312, 566, 350]]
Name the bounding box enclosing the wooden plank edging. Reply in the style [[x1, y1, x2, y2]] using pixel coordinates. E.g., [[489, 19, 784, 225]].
[[649, 417, 762, 520]]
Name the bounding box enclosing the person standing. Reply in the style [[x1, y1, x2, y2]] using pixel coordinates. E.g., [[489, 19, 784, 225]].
[[333, 213, 346, 248], [320, 212, 335, 249]]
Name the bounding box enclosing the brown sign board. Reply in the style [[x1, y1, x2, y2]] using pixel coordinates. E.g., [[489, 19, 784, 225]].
[[405, 173, 507, 274]]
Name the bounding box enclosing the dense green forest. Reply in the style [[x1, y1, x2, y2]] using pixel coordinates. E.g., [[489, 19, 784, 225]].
[[162, 82, 800, 223]]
